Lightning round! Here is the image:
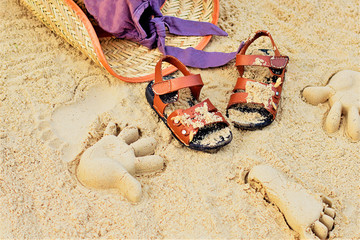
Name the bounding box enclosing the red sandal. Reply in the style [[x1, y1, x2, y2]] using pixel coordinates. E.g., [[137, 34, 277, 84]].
[[226, 30, 289, 130], [146, 56, 232, 151]]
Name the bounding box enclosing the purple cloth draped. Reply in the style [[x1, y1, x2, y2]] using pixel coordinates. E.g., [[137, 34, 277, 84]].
[[84, 0, 241, 68]]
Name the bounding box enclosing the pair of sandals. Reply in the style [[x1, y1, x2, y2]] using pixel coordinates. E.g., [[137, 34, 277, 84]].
[[146, 30, 289, 152]]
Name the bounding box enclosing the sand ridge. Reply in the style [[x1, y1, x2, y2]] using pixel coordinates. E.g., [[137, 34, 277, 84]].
[[1, 0, 360, 238]]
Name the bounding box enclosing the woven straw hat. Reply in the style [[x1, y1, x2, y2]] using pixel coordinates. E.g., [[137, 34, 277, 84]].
[[20, 0, 220, 82]]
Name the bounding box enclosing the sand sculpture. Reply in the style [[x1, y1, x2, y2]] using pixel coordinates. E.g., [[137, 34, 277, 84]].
[[303, 70, 360, 142], [37, 85, 165, 202], [77, 122, 164, 202], [246, 165, 336, 240]]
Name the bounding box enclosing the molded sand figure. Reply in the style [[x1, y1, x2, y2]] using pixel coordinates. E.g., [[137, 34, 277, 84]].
[[246, 165, 336, 240], [77, 122, 164, 202], [302, 70, 360, 141]]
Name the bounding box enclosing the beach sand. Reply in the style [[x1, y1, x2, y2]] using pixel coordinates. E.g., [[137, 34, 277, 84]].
[[1, 0, 359, 238]]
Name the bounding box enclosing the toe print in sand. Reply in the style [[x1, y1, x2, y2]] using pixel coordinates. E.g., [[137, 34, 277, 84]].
[[77, 122, 164, 202], [36, 84, 164, 202], [246, 165, 335, 240], [303, 70, 360, 141]]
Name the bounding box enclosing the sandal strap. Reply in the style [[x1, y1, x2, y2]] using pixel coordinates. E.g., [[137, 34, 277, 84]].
[[237, 30, 288, 76], [227, 92, 250, 107], [167, 99, 229, 146], [152, 74, 203, 95], [152, 55, 204, 118], [233, 77, 269, 91], [154, 55, 203, 99], [239, 30, 281, 56], [227, 78, 283, 119], [236, 55, 289, 69], [233, 77, 283, 94], [155, 55, 191, 82]]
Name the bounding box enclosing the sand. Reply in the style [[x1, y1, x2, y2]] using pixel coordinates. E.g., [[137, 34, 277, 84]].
[[1, 0, 360, 239]]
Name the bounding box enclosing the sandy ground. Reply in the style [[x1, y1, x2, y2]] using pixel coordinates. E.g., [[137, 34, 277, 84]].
[[1, 0, 360, 238]]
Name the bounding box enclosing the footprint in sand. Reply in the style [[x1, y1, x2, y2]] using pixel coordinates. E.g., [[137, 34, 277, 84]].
[[36, 84, 165, 201], [37, 84, 121, 162], [302, 70, 360, 142], [77, 122, 164, 202], [245, 165, 335, 240]]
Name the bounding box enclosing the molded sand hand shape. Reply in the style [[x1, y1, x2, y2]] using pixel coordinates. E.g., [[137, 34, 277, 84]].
[[247, 165, 336, 240], [77, 122, 164, 202], [302, 70, 360, 141]]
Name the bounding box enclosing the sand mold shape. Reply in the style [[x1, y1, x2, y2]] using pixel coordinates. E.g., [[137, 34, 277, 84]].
[[303, 70, 360, 142], [77, 122, 164, 202], [37, 84, 164, 202], [246, 165, 335, 240]]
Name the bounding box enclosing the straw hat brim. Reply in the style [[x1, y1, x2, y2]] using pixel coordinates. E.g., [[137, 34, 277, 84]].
[[20, 0, 220, 83]]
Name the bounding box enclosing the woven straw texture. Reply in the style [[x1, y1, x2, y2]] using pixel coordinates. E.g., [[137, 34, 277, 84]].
[[19, 0, 216, 80]]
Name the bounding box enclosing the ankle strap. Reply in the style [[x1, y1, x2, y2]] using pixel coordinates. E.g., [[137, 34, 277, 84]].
[[153, 56, 203, 100], [155, 55, 191, 83], [152, 56, 204, 118], [237, 30, 286, 76], [239, 30, 281, 56]]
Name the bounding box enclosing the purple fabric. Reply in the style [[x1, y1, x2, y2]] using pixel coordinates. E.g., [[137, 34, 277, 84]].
[[84, 0, 240, 68], [165, 41, 245, 68]]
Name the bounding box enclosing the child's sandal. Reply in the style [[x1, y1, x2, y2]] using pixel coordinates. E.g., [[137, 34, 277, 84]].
[[146, 56, 232, 152], [226, 30, 289, 130]]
